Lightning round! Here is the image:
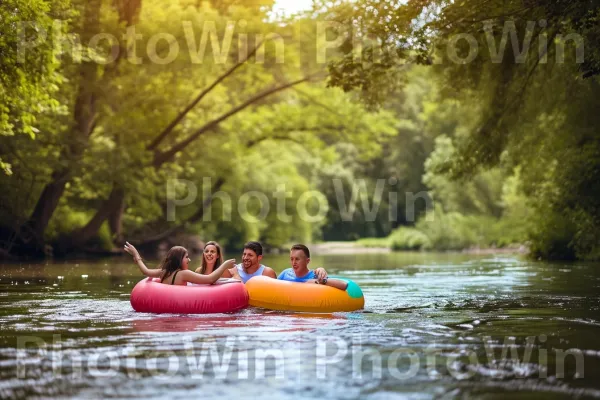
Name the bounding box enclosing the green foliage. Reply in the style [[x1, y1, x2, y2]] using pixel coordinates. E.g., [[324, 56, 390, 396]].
[[424, 136, 504, 217], [416, 208, 495, 251], [0, 0, 404, 254], [3, 0, 597, 261], [361, 205, 529, 252], [0, 0, 70, 173], [379, 208, 523, 252], [496, 171, 532, 247], [319, 66, 450, 241], [527, 206, 577, 261], [355, 237, 390, 248], [47, 203, 114, 250], [388, 227, 431, 251], [46, 206, 89, 242], [319, 0, 600, 260]]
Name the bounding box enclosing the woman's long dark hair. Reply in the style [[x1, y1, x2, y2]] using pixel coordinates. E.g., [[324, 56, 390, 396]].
[[159, 246, 188, 282], [198, 241, 223, 274]]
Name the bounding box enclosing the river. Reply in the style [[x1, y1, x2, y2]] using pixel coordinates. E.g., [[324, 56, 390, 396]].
[[1, 252, 599, 399]]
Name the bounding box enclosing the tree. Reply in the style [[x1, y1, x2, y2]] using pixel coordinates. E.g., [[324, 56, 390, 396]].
[[319, 0, 600, 259], [0, 0, 69, 172], [0, 0, 400, 258]]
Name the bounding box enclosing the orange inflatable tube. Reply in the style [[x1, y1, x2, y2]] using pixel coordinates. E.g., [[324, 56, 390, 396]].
[[246, 276, 364, 312]]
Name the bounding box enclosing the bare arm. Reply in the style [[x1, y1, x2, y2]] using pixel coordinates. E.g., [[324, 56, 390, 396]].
[[303, 278, 348, 291], [323, 278, 348, 291], [313, 267, 348, 289], [124, 242, 162, 278], [134, 258, 163, 278], [262, 267, 277, 279], [315, 266, 347, 290], [301, 266, 348, 291], [195, 266, 232, 277], [181, 259, 236, 284]]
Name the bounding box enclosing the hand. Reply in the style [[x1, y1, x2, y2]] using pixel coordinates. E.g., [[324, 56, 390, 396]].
[[124, 241, 141, 259], [223, 259, 236, 268], [228, 267, 241, 280], [314, 267, 328, 282]]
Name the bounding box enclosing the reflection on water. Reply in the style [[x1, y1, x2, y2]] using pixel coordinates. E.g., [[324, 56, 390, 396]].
[[131, 313, 346, 333], [1, 253, 600, 399]]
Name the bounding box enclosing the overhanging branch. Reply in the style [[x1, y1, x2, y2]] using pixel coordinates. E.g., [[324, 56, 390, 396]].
[[152, 76, 315, 167], [146, 40, 266, 151]]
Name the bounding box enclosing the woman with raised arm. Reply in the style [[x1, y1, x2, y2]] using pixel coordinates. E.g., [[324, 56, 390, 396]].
[[124, 241, 235, 285]]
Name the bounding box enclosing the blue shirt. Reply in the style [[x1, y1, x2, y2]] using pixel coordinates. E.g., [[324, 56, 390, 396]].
[[278, 268, 316, 282]]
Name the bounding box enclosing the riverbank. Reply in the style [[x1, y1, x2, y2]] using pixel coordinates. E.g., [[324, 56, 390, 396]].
[[309, 241, 528, 256], [310, 242, 391, 254]]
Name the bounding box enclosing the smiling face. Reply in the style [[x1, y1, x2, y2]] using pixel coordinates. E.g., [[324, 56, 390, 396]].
[[242, 248, 262, 270], [203, 244, 218, 265], [290, 249, 310, 276]]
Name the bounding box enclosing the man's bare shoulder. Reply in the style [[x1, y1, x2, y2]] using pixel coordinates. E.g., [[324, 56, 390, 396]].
[[262, 266, 277, 279]]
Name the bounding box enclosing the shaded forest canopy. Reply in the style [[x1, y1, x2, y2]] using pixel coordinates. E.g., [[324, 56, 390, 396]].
[[1, 0, 599, 260]]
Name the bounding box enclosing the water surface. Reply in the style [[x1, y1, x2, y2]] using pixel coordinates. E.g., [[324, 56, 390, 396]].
[[1, 252, 600, 399]]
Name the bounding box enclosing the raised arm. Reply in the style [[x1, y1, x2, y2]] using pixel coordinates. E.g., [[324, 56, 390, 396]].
[[181, 259, 237, 285], [124, 242, 162, 278]]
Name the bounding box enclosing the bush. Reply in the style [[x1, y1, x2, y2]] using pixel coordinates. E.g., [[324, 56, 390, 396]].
[[388, 227, 431, 250], [414, 207, 478, 250], [46, 206, 114, 251], [357, 206, 528, 253], [528, 208, 577, 260], [46, 206, 89, 242], [356, 237, 391, 248]]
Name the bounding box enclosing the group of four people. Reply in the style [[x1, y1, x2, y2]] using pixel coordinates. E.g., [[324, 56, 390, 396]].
[[124, 241, 348, 290]]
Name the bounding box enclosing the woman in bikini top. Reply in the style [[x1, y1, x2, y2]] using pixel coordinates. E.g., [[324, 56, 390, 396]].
[[124, 242, 236, 285]]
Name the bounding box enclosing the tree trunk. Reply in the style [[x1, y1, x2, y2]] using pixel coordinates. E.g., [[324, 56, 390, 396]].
[[42, 0, 144, 255], [57, 186, 125, 253], [133, 177, 226, 247], [22, 171, 71, 249], [108, 194, 126, 244], [21, 0, 102, 250]]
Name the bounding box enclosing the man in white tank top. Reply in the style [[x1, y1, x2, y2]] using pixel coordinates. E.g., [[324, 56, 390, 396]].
[[221, 241, 277, 283]]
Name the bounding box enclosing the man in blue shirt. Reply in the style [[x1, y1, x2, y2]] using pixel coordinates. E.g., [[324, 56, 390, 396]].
[[278, 244, 348, 290]]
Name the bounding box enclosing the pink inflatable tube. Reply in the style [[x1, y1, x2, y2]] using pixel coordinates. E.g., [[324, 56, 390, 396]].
[[130, 278, 249, 314]]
